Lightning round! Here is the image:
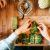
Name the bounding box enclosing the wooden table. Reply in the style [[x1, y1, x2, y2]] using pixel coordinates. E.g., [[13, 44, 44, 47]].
[[0, 1, 50, 46]]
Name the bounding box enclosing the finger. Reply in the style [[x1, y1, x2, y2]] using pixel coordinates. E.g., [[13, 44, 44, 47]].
[[24, 19, 31, 25], [26, 22, 32, 28], [0, 1, 3, 8], [38, 22, 44, 25], [25, 27, 32, 32], [22, 19, 31, 29], [25, 19, 31, 23], [23, 18, 32, 26], [26, 19, 32, 25], [37, 27, 42, 33], [2, 0, 6, 7], [24, 22, 31, 29], [1, 0, 6, 8], [38, 23, 47, 29], [38, 23, 45, 27], [0, 3, 3, 8], [39, 25, 42, 27], [22, 19, 29, 25], [0, 2, 2, 8], [27, 27, 32, 31], [39, 24, 44, 28]]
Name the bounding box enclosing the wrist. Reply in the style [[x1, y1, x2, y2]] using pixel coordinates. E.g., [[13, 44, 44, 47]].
[[46, 36, 50, 42], [15, 29, 22, 35]]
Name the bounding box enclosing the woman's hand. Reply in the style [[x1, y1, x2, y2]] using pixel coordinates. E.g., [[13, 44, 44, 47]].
[[15, 19, 31, 35], [37, 23, 50, 41], [0, 0, 7, 8]]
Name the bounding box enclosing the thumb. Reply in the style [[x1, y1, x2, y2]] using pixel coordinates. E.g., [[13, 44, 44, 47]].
[[37, 27, 42, 33]]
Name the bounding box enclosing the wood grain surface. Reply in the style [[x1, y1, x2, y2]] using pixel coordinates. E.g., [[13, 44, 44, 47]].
[[0, 0, 50, 46]]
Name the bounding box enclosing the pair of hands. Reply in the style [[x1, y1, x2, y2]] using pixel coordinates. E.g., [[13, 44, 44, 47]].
[[15, 19, 50, 42], [0, 0, 7, 8]]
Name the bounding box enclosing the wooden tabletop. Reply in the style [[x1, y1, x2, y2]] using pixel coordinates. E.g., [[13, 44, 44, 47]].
[[15, 44, 48, 46], [30, 0, 50, 16], [0, 1, 50, 46]]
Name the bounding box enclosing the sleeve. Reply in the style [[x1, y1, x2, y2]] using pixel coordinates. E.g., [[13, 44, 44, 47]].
[[0, 40, 10, 50], [5, 32, 18, 44], [0, 32, 19, 50]]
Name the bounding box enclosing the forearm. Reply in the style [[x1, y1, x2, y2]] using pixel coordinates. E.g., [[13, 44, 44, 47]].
[[4, 32, 19, 45], [4, 28, 21, 44], [48, 41, 50, 45], [47, 37, 50, 45], [45, 36, 50, 45], [0, 29, 21, 50], [0, 33, 17, 50]]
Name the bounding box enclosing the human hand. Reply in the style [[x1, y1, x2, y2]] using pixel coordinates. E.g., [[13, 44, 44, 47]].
[[0, 0, 7, 8], [37, 23, 50, 41], [15, 19, 31, 35]]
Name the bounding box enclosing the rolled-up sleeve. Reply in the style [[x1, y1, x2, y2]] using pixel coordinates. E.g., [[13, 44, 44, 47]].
[[5, 32, 18, 44], [0, 32, 18, 50]]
